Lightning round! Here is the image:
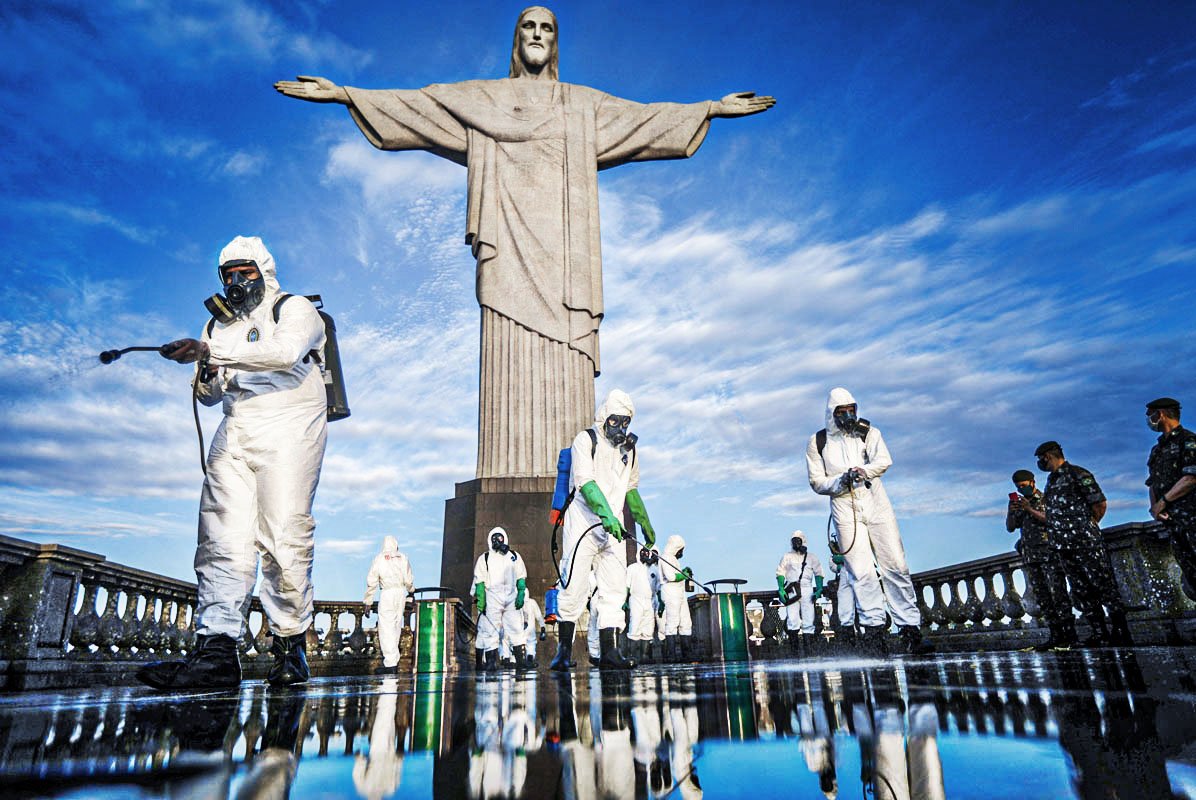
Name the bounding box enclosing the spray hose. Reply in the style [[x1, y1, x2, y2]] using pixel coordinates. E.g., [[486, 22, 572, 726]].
[[549, 518, 715, 595], [98, 343, 209, 476]]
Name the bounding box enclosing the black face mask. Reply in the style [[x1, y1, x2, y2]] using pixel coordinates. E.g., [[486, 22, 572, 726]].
[[206, 259, 266, 322], [833, 410, 858, 434], [675, 547, 684, 560], [1017, 484, 1035, 498], [1036, 457, 1050, 471], [603, 414, 631, 447], [1148, 411, 1164, 432], [490, 533, 509, 554]]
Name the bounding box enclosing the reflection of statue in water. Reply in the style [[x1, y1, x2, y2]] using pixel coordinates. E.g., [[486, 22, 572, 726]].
[[276, 6, 774, 478]]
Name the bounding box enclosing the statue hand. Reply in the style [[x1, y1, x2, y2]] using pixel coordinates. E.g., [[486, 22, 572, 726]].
[[710, 92, 776, 118], [274, 75, 349, 105]]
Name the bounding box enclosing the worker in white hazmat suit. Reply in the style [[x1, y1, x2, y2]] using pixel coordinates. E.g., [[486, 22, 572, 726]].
[[776, 530, 825, 655], [138, 235, 328, 690], [551, 389, 656, 672], [473, 527, 529, 672], [805, 387, 933, 656], [363, 535, 415, 674], [501, 595, 546, 666], [625, 546, 662, 664], [660, 534, 695, 663]]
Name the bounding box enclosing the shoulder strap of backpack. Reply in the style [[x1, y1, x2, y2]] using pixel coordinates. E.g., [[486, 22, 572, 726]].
[[816, 428, 827, 456], [272, 293, 292, 323], [586, 428, 597, 456], [205, 318, 215, 338]]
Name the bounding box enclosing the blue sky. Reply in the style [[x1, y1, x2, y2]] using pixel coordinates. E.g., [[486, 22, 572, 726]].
[[2, 1, 1195, 603]]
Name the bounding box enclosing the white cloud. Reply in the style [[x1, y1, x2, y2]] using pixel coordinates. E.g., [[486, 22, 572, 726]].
[[222, 150, 267, 176]]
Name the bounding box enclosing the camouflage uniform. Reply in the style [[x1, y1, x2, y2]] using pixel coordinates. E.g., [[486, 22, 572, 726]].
[[1007, 489, 1073, 631], [1146, 425, 1196, 590], [1043, 463, 1125, 633]]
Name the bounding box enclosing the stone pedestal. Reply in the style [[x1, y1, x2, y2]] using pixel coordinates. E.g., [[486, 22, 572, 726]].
[[441, 477, 637, 617]]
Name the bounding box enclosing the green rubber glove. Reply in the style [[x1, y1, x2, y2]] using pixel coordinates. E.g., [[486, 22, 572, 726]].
[[675, 566, 693, 583], [625, 488, 655, 547], [831, 553, 846, 566], [515, 578, 526, 610], [622, 589, 630, 612], [776, 574, 787, 602], [475, 582, 486, 614], [814, 575, 824, 600], [579, 481, 625, 540]]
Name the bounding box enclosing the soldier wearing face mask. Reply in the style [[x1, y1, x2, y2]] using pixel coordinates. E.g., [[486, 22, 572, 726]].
[[1144, 397, 1196, 602], [1024, 441, 1132, 647], [1007, 470, 1076, 649]]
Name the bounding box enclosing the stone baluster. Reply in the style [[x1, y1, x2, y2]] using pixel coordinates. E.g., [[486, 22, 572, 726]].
[[325, 605, 346, 655], [252, 613, 271, 658], [69, 580, 102, 654], [997, 567, 1026, 624], [979, 572, 1003, 625], [131, 591, 158, 655], [348, 610, 367, 654], [160, 599, 180, 653], [961, 577, 986, 625], [177, 600, 196, 651], [96, 585, 124, 658], [943, 581, 967, 629]]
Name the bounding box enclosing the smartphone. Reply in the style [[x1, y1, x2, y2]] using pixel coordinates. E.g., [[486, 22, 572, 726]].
[[1008, 492, 1020, 502]]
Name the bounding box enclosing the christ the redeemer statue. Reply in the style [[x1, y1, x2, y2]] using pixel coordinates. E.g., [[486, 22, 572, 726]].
[[276, 6, 774, 479]]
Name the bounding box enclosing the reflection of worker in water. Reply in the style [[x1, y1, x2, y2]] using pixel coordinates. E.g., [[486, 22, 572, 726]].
[[842, 667, 945, 800], [631, 674, 666, 796], [593, 672, 636, 799], [665, 674, 703, 800], [468, 680, 505, 800], [353, 680, 405, 800], [796, 674, 838, 799]]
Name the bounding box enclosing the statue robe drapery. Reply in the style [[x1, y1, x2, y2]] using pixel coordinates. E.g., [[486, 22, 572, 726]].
[[344, 78, 711, 477]]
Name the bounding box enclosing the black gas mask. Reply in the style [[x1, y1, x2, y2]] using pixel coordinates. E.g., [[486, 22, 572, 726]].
[[490, 532, 509, 554], [639, 547, 658, 565], [833, 407, 859, 434], [205, 259, 266, 323], [791, 537, 807, 554], [603, 414, 632, 447]]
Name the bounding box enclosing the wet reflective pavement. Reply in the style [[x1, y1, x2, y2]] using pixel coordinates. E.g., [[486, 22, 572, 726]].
[[5, 648, 1196, 799]]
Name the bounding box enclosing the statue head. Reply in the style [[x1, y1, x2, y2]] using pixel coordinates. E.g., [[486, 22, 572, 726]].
[[510, 6, 559, 80]]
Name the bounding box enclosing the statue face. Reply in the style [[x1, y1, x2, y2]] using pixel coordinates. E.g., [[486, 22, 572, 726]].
[[518, 7, 556, 69]]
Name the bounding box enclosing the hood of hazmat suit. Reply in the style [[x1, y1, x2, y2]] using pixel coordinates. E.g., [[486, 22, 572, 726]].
[[662, 534, 686, 563], [219, 235, 282, 296], [824, 386, 857, 437], [595, 388, 635, 426]]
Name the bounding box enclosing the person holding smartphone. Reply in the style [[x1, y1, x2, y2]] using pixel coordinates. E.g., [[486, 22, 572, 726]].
[[1007, 469, 1076, 650]]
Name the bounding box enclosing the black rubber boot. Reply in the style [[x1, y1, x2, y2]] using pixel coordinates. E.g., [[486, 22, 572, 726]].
[[550, 621, 576, 672], [475, 649, 485, 671], [898, 625, 935, 655], [374, 664, 400, 675], [836, 625, 856, 651], [859, 625, 889, 656], [599, 627, 635, 670], [1107, 610, 1134, 647], [662, 635, 677, 664], [788, 632, 803, 657], [483, 649, 499, 672], [513, 645, 528, 671], [1080, 616, 1110, 647], [137, 633, 242, 691], [267, 631, 310, 687]]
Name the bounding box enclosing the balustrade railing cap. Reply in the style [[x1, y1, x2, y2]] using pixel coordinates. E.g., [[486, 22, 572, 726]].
[[0, 535, 107, 566]]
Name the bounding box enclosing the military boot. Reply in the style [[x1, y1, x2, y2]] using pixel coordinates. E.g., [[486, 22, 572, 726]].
[[1107, 610, 1134, 647], [859, 625, 889, 656], [267, 631, 310, 687], [598, 628, 635, 670], [550, 621, 576, 672], [898, 625, 935, 655], [136, 633, 242, 691], [1080, 616, 1110, 647]]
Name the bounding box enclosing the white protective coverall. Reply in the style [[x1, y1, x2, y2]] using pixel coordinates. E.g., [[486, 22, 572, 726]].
[[776, 531, 825, 635], [560, 389, 640, 630], [626, 555, 661, 642], [660, 535, 692, 637], [363, 536, 415, 668], [194, 235, 328, 638], [805, 387, 920, 629], [352, 679, 404, 800], [473, 527, 528, 652], [833, 560, 858, 628], [501, 596, 545, 662]]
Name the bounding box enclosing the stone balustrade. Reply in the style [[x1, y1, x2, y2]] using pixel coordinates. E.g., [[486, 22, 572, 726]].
[[0, 535, 470, 690]]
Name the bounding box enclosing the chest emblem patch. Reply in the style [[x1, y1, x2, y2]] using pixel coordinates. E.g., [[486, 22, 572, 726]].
[[247, 327, 260, 342]]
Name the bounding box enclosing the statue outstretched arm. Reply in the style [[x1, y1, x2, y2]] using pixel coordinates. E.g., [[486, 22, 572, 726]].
[[708, 91, 776, 119], [274, 75, 350, 105]]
